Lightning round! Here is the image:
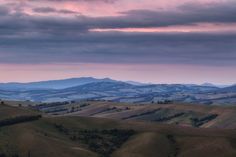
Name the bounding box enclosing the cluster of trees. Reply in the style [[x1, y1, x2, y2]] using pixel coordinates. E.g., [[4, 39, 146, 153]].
[[54, 123, 135, 157], [0, 115, 42, 127], [33, 102, 90, 115], [69, 103, 90, 113], [45, 108, 68, 114], [54, 123, 70, 135], [152, 100, 173, 104], [79, 103, 90, 108], [191, 114, 218, 127], [166, 134, 179, 157], [154, 112, 185, 122], [0, 153, 19, 157], [34, 101, 71, 110], [122, 108, 161, 120]]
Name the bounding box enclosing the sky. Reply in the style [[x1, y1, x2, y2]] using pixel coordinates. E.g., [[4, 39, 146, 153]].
[[0, 0, 236, 84]]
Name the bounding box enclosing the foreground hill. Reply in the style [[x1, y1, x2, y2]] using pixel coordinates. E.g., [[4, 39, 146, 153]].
[[31, 101, 236, 129], [0, 102, 236, 157]]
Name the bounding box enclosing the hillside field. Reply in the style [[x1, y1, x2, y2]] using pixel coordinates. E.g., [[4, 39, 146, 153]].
[[0, 101, 236, 157]]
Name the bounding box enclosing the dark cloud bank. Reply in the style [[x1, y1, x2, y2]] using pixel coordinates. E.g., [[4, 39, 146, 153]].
[[0, 1, 236, 66]]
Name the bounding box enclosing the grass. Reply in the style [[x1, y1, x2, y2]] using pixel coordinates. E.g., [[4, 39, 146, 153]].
[[0, 102, 236, 157]]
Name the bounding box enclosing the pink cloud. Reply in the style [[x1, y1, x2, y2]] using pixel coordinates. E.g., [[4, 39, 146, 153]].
[[90, 23, 236, 33], [2, 0, 229, 17]]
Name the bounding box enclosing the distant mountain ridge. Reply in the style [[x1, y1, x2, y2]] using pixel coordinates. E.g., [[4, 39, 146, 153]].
[[201, 83, 217, 87], [0, 77, 117, 90], [218, 85, 236, 92], [0, 77, 235, 105], [0, 77, 231, 90], [125, 81, 148, 86], [201, 83, 230, 88]]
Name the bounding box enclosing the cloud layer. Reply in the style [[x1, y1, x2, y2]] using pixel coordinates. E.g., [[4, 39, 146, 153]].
[[0, 0, 235, 67]]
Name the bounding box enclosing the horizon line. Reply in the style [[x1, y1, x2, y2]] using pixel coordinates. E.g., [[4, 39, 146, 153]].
[[0, 76, 233, 86]]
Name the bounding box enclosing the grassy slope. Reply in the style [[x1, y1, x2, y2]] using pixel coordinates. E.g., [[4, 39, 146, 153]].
[[112, 132, 173, 157], [61, 101, 236, 129], [0, 102, 236, 157], [6, 100, 236, 129], [0, 103, 39, 120], [35, 117, 236, 157]]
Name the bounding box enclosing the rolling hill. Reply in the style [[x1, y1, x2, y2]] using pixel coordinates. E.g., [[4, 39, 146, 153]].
[[29, 100, 236, 129], [0, 101, 236, 157]]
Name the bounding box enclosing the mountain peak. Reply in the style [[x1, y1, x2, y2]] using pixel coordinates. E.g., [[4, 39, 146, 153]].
[[0, 77, 117, 90]]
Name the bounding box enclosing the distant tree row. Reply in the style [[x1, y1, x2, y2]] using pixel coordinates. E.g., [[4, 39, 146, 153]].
[[0, 115, 42, 127], [191, 114, 218, 127], [154, 112, 185, 122], [152, 100, 173, 104], [0, 153, 19, 157]]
